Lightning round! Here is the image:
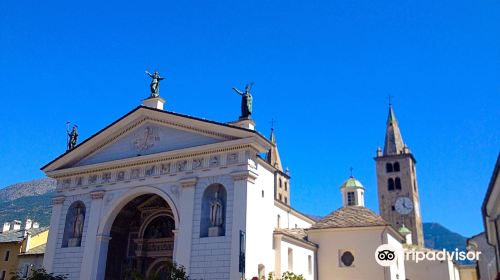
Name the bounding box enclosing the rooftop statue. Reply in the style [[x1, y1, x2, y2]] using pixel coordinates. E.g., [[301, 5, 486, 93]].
[[66, 124, 78, 151], [145, 70, 165, 98], [232, 83, 253, 119]]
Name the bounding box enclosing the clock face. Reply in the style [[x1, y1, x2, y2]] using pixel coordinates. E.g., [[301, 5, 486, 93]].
[[395, 197, 413, 215]]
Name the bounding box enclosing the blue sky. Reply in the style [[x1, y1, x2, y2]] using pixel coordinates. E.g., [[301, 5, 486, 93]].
[[0, 0, 498, 237]]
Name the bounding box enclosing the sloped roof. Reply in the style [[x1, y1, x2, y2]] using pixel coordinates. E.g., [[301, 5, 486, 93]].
[[274, 228, 318, 248], [0, 227, 48, 243], [20, 244, 46, 255], [310, 206, 389, 230]]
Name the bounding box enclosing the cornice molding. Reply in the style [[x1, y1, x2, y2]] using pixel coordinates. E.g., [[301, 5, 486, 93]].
[[231, 170, 258, 184], [48, 141, 255, 179], [52, 196, 65, 205]]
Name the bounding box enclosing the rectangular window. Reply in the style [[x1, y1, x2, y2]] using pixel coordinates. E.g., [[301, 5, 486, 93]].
[[4, 251, 9, 261], [284, 197, 288, 204], [347, 192, 356, 206], [288, 248, 293, 271], [308, 255, 312, 274], [0, 270, 5, 280], [23, 265, 30, 277]]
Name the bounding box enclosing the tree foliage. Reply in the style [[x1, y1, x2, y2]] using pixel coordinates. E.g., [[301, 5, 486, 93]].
[[10, 268, 67, 280]]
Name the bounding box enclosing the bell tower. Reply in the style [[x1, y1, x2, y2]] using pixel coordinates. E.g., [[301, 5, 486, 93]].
[[375, 104, 424, 247]]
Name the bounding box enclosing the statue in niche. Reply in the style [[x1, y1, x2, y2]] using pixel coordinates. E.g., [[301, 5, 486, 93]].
[[209, 191, 223, 227], [73, 206, 84, 239], [145, 70, 165, 98], [232, 83, 253, 119]]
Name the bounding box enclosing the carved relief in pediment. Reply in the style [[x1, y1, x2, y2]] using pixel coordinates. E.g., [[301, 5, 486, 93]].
[[133, 126, 160, 152]]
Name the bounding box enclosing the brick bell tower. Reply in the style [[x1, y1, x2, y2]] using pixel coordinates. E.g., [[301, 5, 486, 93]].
[[375, 103, 424, 247]]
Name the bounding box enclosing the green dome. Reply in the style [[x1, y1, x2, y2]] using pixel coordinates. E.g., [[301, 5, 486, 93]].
[[341, 176, 364, 189], [398, 224, 412, 235]]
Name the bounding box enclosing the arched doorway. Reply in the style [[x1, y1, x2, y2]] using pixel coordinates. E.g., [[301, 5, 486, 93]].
[[104, 194, 175, 280]]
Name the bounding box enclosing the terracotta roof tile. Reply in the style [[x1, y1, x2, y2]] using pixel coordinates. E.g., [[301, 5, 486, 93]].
[[311, 206, 389, 229]]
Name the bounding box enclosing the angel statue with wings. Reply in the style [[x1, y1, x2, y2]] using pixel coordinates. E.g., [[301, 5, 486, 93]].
[[145, 70, 165, 98]]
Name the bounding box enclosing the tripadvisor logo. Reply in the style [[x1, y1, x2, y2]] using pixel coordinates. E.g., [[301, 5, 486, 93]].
[[375, 244, 400, 266], [405, 248, 481, 263], [375, 244, 482, 266]]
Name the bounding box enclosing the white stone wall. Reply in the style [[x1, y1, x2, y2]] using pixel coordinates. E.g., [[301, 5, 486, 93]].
[[405, 257, 460, 280], [244, 164, 277, 279], [308, 227, 404, 280], [274, 206, 313, 230], [387, 232, 406, 280], [52, 194, 90, 279], [279, 240, 315, 280], [189, 175, 234, 280]]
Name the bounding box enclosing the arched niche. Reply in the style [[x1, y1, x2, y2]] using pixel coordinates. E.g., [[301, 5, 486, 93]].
[[200, 183, 227, 237], [62, 201, 86, 247]]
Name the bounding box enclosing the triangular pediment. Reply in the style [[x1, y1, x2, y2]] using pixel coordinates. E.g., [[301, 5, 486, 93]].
[[74, 122, 224, 167], [42, 106, 272, 172]]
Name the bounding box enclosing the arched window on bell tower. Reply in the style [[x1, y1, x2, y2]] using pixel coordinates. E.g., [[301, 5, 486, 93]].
[[393, 162, 400, 172], [386, 163, 393, 173], [388, 178, 395, 191], [395, 177, 402, 190]]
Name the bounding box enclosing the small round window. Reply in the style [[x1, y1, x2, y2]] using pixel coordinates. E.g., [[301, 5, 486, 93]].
[[341, 251, 355, 267]]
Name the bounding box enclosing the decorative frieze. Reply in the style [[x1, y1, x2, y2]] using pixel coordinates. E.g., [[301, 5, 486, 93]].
[[53, 150, 250, 190], [88, 175, 98, 185], [209, 155, 220, 167], [160, 163, 171, 174], [117, 171, 125, 181], [192, 158, 203, 170], [177, 160, 188, 172], [131, 168, 140, 179], [102, 172, 112, 183], [145, 165, 156, 177]]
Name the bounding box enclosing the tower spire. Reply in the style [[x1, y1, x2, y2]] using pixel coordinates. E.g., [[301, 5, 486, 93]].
[[383, 104, 405, 155], [269, 118, 276, 144], [266, 122, 282, 170]]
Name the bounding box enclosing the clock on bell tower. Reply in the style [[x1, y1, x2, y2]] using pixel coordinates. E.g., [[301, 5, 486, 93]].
[[375, 104, 424, 247]]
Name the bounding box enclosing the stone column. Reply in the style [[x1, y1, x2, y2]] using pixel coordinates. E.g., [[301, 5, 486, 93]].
[[174, 177, 197, 272], [94, 235, 112, 280], [43, 196, 65, 272], [80, 191, 105, 280], [229, 170, 257, 280]]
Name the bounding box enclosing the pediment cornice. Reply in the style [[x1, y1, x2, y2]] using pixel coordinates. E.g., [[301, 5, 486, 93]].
[[46, 137, 259, 179]]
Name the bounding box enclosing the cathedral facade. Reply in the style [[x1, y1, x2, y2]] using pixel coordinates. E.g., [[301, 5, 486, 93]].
[[41, 95, 318, 280]]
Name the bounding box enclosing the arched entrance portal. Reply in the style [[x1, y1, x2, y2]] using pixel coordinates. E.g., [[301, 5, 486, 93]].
[[104, 194, 175, 280]]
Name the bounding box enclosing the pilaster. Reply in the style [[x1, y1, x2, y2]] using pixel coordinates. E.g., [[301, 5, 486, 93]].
[[229, 170, 257, 279], [80, 190, 105, 280], [175, 177, 197, 272], [43, 196, 65, 272]]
